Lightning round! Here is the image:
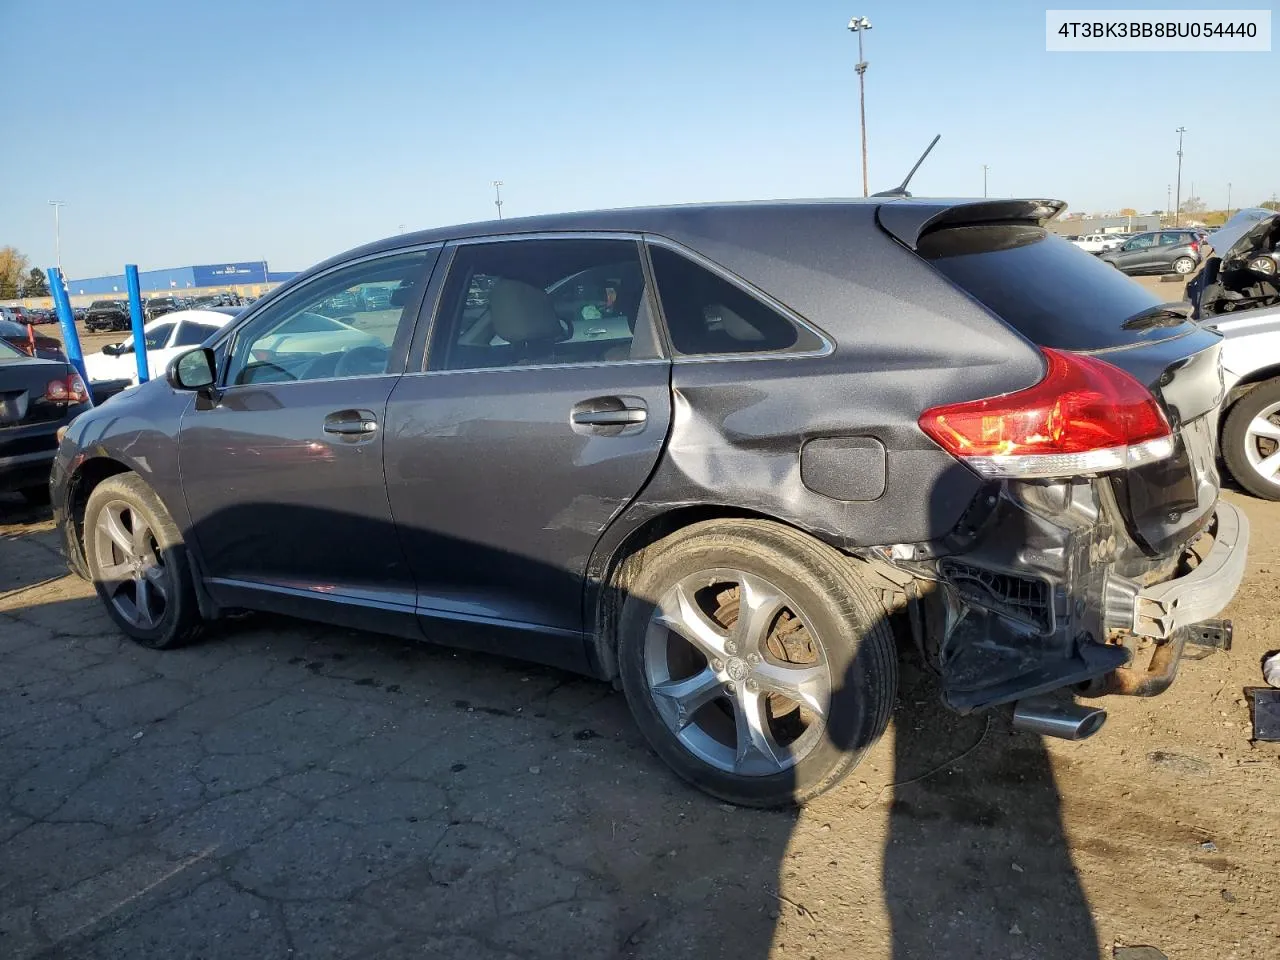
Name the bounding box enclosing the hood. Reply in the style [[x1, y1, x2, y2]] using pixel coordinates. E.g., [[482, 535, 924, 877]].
[[1207, 208, 1280, 265]]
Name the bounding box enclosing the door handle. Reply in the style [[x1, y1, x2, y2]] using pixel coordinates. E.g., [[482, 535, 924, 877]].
[[323, 410, 378, 436], [571, 408, 647, 426]]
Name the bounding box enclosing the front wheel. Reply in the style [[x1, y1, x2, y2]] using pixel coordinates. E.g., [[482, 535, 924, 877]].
[[1222, 380, 1280, 500], [617, 519, 897, 807], [1173, 256, 1197, 275], [83, 472, 204, 648]]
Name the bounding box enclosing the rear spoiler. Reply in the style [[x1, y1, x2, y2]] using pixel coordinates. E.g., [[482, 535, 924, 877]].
[[876, 198, 1066, 251]]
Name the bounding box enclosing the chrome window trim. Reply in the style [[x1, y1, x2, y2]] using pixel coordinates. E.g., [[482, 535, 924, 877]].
[[398, 358, 669, 379], [641, 234, 835, 363]]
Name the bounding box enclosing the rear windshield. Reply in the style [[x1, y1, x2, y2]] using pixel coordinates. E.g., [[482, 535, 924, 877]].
[[918, 224, 1198, 350]]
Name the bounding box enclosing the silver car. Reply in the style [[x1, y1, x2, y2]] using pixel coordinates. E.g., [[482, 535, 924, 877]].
[[1189, 208, 1280, 498]]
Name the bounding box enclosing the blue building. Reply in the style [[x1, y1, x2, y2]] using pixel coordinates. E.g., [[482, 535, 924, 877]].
[[68, 261, 297, 297]]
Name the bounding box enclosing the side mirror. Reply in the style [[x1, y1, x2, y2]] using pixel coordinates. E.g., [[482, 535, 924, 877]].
[[102, 342, 121, 355], [167, 347, 217, 392]]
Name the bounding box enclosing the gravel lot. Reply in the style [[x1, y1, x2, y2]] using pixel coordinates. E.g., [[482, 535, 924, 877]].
[[2, 486, 1279, 960]]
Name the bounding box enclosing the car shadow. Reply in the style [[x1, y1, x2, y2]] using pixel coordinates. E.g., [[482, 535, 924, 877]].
[[0, 494, 1100, 958]]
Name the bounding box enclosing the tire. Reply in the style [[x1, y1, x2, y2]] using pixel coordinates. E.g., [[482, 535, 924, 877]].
[[20, 485, 51, 506], [616, 519, 897, 807], [83, 472, 204, 648], [1173, 256, 1196, 275], [1223, 380, 1280, 501]]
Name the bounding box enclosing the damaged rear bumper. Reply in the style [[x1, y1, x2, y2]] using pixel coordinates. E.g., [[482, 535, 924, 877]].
[[1103, 501, 1249, 640]]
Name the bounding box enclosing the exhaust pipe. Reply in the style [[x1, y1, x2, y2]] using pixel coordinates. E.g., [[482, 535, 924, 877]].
[[1012, 698, 1107, 741]]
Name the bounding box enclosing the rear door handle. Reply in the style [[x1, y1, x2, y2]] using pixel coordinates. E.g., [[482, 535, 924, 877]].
[[323, 409, 379, 436], [571, 408, 647, 426]]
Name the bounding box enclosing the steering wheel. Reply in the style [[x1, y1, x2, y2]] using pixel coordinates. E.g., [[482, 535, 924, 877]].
[[334, 344, 390, 379]]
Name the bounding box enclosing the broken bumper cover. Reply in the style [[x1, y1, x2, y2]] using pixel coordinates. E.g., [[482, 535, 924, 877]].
[[1105, 501, 1250, 641]]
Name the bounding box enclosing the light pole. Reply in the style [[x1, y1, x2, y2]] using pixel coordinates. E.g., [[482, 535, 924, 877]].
[[847, 16, 872, 197], [492, 180, 504, 220], [1166, 184, 1172, 223], [48, 200, 66, 273], [1226, 182, 1232, 220], [1174, 126, 1186, 226], [982, 164, 989, 198]]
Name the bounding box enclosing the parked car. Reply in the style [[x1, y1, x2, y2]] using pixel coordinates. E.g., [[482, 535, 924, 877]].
[[83, 300, 132, 332], [1, 337, 91, 504], [1186, 208, 1280, 499], [83, 309, 235, 389], [27, 308, 58, 325], [51, 199, 1248, 807], [1099, 229, 1203, 275], [0, 318, 66, 361], [1070, 233, 1125, 254], [144, 297, 188, 321]]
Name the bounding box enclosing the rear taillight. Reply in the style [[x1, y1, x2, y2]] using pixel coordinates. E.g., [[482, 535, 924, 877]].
[[1191, 240, 1200, 254], [44, 373, 89, 405], [918, 348, 1174, 479]]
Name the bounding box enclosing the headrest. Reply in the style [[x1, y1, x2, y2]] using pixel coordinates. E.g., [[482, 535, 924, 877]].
[[489, 279, 563, 343]]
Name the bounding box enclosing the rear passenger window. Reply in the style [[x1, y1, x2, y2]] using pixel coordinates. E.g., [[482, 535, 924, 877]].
[[647, 245, 822, 356], [429, 239, 659, 371]]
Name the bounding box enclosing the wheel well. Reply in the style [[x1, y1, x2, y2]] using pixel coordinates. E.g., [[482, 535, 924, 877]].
[[65, 458, 132, 575], [1218, 368, 1280, 435], [589, 505, 822, 682]]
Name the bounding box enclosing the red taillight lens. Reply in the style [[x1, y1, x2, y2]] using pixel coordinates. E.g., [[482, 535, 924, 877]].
[[918, 348, 1174, 479], [44, 374, 89, 405]]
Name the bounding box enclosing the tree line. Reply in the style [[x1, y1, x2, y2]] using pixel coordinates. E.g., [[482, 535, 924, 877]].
[[0, 247, 51, 299]]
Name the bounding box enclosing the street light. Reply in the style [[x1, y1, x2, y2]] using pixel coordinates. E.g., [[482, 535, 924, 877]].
[[1226, 182, 1232, 220], [492, 180, 504, 220], [982, 164, 989, 198], [1174, 126, 1186, 226], [847, 16, 872, 198], [48, 200, 66, 273]]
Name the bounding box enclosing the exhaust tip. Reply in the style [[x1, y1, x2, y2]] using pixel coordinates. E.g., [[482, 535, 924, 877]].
[[1012, 698, 1108, 741]]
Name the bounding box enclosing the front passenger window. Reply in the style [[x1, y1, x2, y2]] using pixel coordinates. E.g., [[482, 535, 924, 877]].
[[226, 251, 429, 386]]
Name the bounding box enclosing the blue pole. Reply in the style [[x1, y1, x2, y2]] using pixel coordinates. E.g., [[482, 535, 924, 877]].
[[124, 265, 148, 383], [48, 267, 92, 401]]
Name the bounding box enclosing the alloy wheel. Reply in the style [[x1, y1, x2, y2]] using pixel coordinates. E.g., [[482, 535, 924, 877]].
[[93, 499, 169, 629], [1243, 401, 1280, 486], [1173, 257, 1196, 275], [643, 568, 832, 776]]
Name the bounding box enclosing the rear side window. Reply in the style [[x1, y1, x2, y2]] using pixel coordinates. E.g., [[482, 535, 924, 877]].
[[648, 245, 823, 356], [918, 224, 1195, 351], [172, 321, 221, 347]]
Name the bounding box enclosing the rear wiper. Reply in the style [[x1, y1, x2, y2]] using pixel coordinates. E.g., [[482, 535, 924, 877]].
[[1121, 302, 1193, 331]]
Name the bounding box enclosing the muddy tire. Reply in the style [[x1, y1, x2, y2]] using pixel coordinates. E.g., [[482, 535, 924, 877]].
[[83, 472, 204, 649], [1223, 379, 1280, 501], [616, 519, 897, 808]]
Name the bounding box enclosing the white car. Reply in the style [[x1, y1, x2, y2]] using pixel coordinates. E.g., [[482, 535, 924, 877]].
[[1070, 233, 1126, 254], [83, 309, 237, 387]]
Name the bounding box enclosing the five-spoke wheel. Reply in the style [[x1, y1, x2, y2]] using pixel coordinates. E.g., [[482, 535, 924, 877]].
[[618, 519, 897, 807]]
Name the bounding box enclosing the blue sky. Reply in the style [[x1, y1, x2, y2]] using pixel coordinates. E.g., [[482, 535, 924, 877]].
[[2, 0, 1275, 278]]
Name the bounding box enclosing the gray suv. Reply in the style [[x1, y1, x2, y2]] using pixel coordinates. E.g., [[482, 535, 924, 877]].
[[1100, 229, 1203, 276], [50, 199, 1248, 807]]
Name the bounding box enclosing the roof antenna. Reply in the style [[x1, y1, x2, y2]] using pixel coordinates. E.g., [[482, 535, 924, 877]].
[[872, 134, 941, 199]]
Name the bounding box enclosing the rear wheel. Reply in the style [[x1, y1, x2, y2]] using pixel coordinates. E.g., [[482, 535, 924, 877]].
[[1223, 379, 1280, 500], [83, 473, 204, 648], [1173, 256, 1197, 275], [617, 519, 897, 807]]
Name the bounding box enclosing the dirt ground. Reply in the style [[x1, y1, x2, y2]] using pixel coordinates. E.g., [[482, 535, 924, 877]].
[[2, 484, 1279, 959]]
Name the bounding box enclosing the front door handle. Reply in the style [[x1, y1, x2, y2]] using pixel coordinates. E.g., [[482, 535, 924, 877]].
[[571, 408, 647, 426], [323, 409, 378, 436]]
